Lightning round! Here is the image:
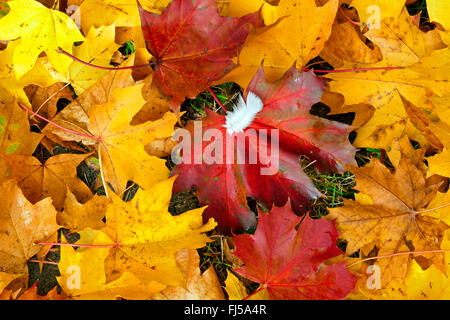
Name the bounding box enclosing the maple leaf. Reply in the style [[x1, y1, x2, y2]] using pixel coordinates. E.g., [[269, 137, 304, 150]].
[[0, 41, 67, 106], [76, 177, 216, 287], [44, 84, 177, 195], [5, 153, 92, 211], [410, 94, 450, 178], [219, 0, 338, 89], [0, 272, 21, 296], [67, 24, 121, 96], [353, 228, 450, 300], [58, 231, 160, 300], [44, 55, 137, 140], [25, 82, 73, 124], [79, 0, 170, 33], [172, 65, 356, 232], [360, 8, 446, 67], [319, 12, 383, 68], [138, 0, 252, 107], [224, 271, 269, 300], [0, 89, 42, 183], [231, 204, 357, 300], [326, 12, 449, 161], [152, 249, 225, 300], [327, 154, 449, 286], [0, 0, 85, 77], [0, 180, 59, 274], [419, 0, 450, 30], [57, 188, 109, 232]]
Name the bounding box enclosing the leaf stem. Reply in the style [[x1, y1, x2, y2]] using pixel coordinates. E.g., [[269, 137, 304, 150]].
[[338, 6, 362, 27], [28, 260, 59, 266], [18, 103, 101, 141], [414, 203, 450, 214], [35, 242, 117, 248], [208, 87, 228, 112], [57, 48, 155, 70], [303, 66, 403, 73], [347, 249, 450, 268]]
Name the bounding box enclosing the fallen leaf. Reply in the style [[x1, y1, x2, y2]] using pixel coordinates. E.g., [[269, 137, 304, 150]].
[[77, 177, 217, 286], [328, 154, 448, 286], [68, 24, 121, 96], [224, 271, 268, 300], [0, 41, 67, 105], [58, 231, 161, 300], [232, 204, 357, 299], [58, 188, 109, 231], [320, 19, 383, 68], [24, 82, 73, 126], [355, 229, 450, 299], [0, 89, 42, 183], [0, 272, 21, 295], [427, 0, 450, 30], [6, 153, 92, 211], [45, 84, 177, 195], [138, 0, 252, 107], [0, 180, 59, 274], [220, 0, 339, 89], [153, 249, 225, 300], [0, 0, 85, 77]]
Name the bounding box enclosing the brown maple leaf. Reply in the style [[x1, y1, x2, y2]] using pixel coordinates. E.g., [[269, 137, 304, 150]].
[[328, 152, 448, 286]]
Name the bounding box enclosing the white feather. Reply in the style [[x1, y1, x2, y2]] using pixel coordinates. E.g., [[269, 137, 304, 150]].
[[224, 91, 263, 134]]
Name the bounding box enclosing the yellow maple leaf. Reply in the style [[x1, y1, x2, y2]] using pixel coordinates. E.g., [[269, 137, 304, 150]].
[[224, 272, 269, 300], [88, 85, 177, 195], [0, 0, 85, 77], [0, 89, 42, 183], [421, 94, 450, 178], [44, 83, 177, 195], [57, 231, 162, 300], [68, 24, 120, 96], [78, 0, 169, 48], [76, 177, 216, 287], [153, 249, 225, 300], [58, 188, 109, 232], [0, 41, 67, 105], [324, 8, 448, 159], [362, 7, 446, 67], [427, 0, 450, 30], [0, 180, 59, 274], [79, 0, 170, 32], [220, 0, 338, 89]]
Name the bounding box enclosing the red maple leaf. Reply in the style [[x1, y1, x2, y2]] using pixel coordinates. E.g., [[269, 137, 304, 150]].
[[138, 0, 253, 107], [171, 65, 357, 233], [232, 204, 357, 300]]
